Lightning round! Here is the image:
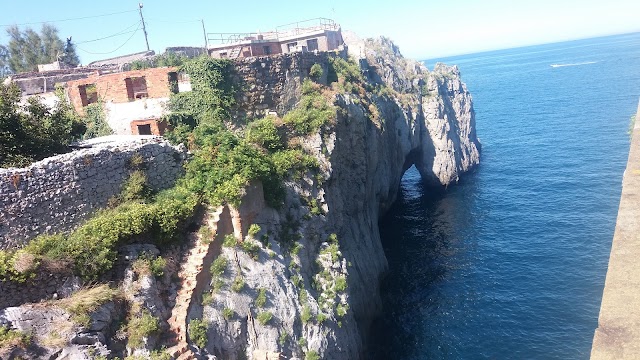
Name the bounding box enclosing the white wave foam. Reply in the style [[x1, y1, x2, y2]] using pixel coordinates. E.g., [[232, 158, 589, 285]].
[[550, 61, 599, 68]]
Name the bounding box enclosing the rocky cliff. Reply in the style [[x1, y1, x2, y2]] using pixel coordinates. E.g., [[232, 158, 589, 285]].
[[191, 34, 480, 359], [0, 34, 479, 359]]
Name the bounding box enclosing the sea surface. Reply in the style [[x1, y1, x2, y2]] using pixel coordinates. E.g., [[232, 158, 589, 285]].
[[370, 33, 640, 359]]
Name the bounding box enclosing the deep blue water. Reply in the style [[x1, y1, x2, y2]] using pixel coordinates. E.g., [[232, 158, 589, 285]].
[[370, 33, 640, 359]]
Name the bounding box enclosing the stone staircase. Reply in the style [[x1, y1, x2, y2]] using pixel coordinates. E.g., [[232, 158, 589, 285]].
[[166, 206, 228, 359]]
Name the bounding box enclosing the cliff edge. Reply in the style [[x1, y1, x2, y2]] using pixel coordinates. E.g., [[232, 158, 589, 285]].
[[0, 33, 480, 360]]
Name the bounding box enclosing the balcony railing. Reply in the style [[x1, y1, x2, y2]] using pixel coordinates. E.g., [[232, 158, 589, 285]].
[[207, 18, 339, 47]]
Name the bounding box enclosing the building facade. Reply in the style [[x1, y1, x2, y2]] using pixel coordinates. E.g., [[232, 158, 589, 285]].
[[65, 67, 191, 136], [208, 18, 344, 59]]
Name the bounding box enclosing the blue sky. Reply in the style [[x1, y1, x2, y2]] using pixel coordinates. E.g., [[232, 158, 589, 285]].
[[1, 0, 639, 64]]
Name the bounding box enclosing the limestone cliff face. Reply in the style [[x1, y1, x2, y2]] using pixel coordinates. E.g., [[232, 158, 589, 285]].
[[199, 36, 480, 359], [0, 36, 480, 360]]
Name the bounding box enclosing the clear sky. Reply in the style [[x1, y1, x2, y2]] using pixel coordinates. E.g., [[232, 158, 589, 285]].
[[1, 0, 639, 64]]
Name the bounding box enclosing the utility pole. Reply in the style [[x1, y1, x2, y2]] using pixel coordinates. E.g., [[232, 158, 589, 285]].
[[201, 19, 208, 50], [138, 3, 150, 51]]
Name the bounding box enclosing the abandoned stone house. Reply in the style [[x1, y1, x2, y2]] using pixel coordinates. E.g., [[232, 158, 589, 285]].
[[8, 64, 191, 136], [65, 67, 191, 135], [208, 17, 344, 59]]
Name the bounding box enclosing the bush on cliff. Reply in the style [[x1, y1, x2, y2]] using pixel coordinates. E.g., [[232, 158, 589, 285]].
[[0, 180, 199, 281], [283, 79, 336, 135], [0, 83, 85, 167]]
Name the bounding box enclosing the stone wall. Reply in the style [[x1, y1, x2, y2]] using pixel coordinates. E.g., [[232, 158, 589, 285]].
[[0, 269, 79, 309], [0, 136, 187, 248], [231, 49, 345, 119], [11, 68, 96, 96]]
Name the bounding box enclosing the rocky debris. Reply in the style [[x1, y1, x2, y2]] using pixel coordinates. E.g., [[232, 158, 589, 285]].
[[0, 300, 117, 360], [121, 245, 170, 357]]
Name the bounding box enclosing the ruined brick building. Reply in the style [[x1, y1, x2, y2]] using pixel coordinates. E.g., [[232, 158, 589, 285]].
[[5, 18, 344, 137]]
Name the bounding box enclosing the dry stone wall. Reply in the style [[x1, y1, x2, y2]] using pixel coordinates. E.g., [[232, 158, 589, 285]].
[[231, 49, 345, 120], [0, 136, 187, 248]]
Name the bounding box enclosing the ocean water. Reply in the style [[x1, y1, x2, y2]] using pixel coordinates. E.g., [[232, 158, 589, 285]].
[[370, 33, 640, 359]]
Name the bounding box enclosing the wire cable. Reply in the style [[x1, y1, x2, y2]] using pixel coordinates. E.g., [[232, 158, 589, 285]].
[[75, 21, 141, 45], [76, 23, 141, 55], [0, 9, 138, 27]]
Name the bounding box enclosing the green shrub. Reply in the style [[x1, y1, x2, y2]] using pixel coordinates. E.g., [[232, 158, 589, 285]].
[[241, 240, 260, 260], [188, 318, 208, 349], [335, 275, 347, 292], [248, 224, 261, 238], [255, 288, 267, 308], [278, 331, 288, 347], [6, 183, 198, 281], [82, 102, 113, 139], [127, 310, 159, 348], [309, 63, 323, 80], [60, 285, 119, 327], [282, 80, 336, 135], [210, 256, 227, 276], [336, 304, 349, 318], [327, 56, 363, 84], [300, 305, 312, 324], [202, 292, 213, 306], [222, 307, 234, 320], [305, 350, 320, 360], [257, 311, 273, 325], [298, 337, 307, 348], [149, 350, 172, 360], [246, 117, 284, 152], [223, 234, 238, 247], [231, 276, 245, 292], [0, 83, 85, 168], [0, 326, 32, 349], [316, 313, 327, 324]]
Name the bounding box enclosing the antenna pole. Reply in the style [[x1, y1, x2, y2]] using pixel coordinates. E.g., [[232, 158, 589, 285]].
[[138, 3, 150, 51], [201, 19, 208, 50]]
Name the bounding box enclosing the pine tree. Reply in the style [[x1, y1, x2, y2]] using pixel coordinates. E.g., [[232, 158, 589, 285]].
[[5, 24, 80, 73]]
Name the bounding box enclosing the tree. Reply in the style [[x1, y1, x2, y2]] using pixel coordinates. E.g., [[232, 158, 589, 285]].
[[0, 45, 9, 78], [5, 24, 79, 73], [0, 82, 86, 167]]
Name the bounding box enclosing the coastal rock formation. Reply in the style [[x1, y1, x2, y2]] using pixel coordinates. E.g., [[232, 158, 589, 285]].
[[193, 35, 480, 359], [0, 34, 480, 359]]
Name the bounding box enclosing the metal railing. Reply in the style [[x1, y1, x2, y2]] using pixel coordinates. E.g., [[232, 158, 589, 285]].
[[207, 18, 339, 47]]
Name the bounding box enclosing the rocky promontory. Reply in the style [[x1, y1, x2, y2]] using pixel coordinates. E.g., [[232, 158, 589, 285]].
[[0, 33, 479, 359]]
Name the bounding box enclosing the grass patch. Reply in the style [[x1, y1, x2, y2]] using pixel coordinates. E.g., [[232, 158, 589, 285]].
[[0, 326, 32, 349], [257, 311, 273, 325], [132, 254, 166, 277], [127, 310, 159, 348], [283, 79, 336, 135], [255, 288, 267, 308], [231, 276, 245, 292], [305, 350, 320, 360], [222, 307, 234, 320], [300, 305, 312, 324], [59, 285, 119, 327], [335, 275, 347, 292]]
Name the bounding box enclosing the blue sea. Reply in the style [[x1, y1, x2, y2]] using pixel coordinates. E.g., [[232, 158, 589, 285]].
[[370, 33, 640, 359]]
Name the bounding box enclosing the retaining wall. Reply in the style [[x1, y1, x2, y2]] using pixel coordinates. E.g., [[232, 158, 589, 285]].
[[0, 136, 187, 248]]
